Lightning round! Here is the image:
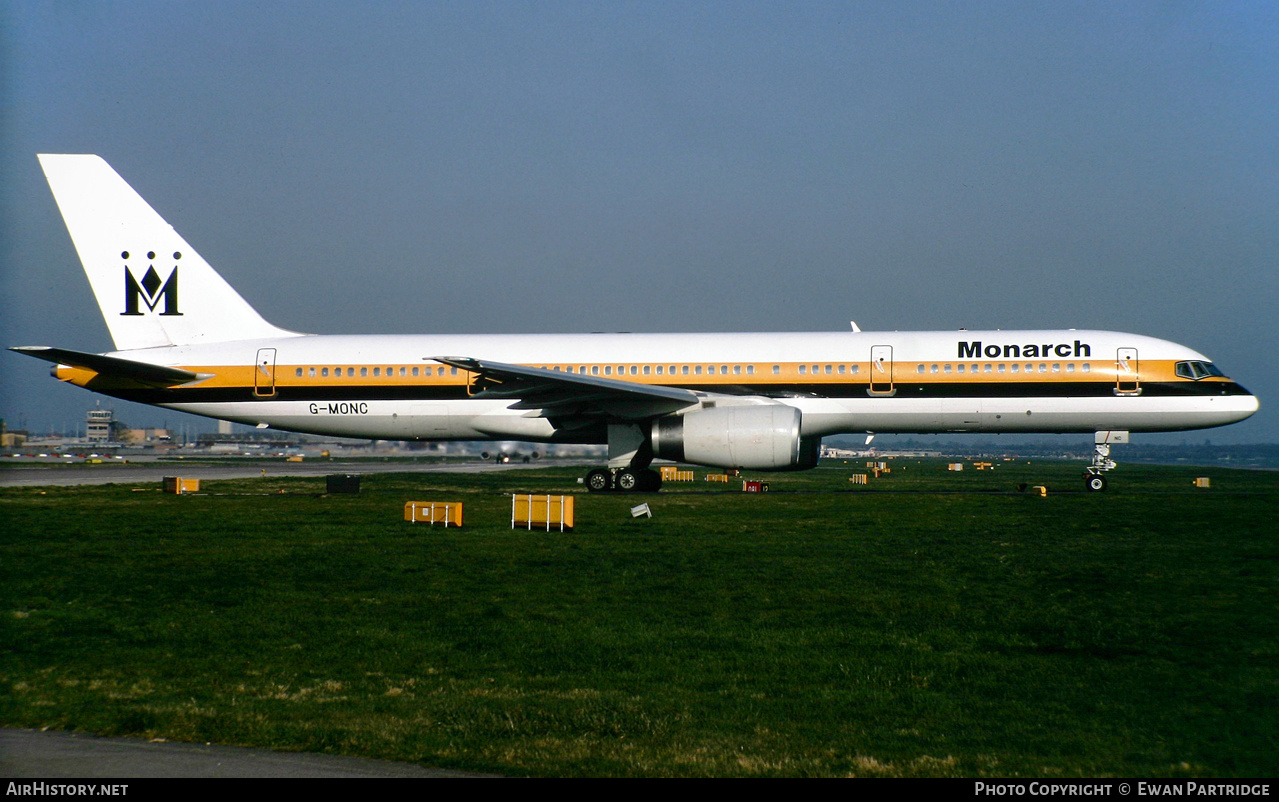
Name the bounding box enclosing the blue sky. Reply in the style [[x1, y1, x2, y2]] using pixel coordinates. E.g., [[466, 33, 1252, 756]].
[[2, 1, 1276, 442]]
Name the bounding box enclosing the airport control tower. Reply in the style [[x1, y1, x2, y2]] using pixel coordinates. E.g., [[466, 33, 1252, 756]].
[[86, 407, 114, 444]]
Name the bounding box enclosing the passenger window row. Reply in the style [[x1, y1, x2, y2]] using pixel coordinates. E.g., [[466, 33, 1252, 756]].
[[288, 361, 1104, 381], [294, 365, 459, 378], [916, 363, 1093, 375]]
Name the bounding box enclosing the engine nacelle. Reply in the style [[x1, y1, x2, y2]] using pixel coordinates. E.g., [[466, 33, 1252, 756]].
[[650, 405, 820, 470]]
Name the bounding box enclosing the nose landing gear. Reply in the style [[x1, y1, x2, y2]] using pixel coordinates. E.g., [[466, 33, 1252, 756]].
[[1084, 431, 1126, 492]]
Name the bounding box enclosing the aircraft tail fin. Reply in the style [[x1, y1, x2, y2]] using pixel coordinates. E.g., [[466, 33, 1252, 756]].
[[37, 154, 298, 350]]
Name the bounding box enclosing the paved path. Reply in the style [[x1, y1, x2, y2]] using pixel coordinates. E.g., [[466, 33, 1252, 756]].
[[0, 458, 588, 488], [0, 729, 496, 778]]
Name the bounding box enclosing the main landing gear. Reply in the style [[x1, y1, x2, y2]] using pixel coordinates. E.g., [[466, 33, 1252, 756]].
[[1084, 431, 1126, 492], [584, 423, 664, 492], [585, 467, 663, 493]]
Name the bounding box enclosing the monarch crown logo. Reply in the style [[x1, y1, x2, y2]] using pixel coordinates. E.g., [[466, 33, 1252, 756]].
[[121, 250, 182, 316]]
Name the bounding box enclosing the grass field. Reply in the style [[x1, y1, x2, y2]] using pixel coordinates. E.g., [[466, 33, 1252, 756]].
[[1, 459, 1275, 777]]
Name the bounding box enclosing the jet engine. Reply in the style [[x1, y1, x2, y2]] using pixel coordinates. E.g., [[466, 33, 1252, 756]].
[[650, 405, 820, 470]]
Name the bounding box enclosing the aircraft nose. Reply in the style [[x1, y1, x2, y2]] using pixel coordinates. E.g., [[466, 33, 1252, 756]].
[[1231, 387, 1260, 423]]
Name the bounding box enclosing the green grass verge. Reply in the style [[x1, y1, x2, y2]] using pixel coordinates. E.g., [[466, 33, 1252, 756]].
[[1, 459, 1275, 776]]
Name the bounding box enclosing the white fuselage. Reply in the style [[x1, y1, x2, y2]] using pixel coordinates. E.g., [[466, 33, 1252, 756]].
[[72, 328, 1258, 443]]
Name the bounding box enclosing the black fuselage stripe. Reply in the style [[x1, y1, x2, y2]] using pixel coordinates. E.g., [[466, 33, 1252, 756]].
[[86, 381, 1253, 405]]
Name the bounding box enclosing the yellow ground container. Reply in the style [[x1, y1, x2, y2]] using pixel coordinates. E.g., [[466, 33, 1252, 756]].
[[705, 474, 731, 483], [849, 473, 868, 485], [512, 494, 575, 531], [286, 455, 303, 462], [162, 477, 200, 494], [404, 501, 463, 527], [1194, 477, 1211, 488], [948, 463, 964, 471], [659, 466, 695, 482]]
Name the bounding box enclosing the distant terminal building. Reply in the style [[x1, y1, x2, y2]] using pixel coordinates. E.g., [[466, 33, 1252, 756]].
[[195, 432, 300, 450], [120, 427, 172, 444], [1, 420, 28, 449]]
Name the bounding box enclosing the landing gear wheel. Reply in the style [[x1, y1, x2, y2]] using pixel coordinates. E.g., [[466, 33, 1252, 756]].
[[1085, 473, 1107, 493], [586, 468, 613, 492], [615, 469, 640, 492], [638, 469, 663, 493]]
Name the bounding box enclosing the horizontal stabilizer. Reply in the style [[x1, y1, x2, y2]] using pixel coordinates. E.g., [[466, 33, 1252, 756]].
[[10, 346, 204, 386]]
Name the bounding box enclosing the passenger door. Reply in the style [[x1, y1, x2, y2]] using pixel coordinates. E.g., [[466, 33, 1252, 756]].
[[1115, 348, 1139, 395], [254, 348, 277, 397], [869, 345, 894, 395]]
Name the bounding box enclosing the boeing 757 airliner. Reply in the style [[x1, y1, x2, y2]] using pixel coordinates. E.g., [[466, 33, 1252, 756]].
[[12, 155, 1259, 491]]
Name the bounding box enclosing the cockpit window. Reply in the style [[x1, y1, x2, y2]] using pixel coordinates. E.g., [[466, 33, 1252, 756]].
[[1175, 361, 1225, 380]]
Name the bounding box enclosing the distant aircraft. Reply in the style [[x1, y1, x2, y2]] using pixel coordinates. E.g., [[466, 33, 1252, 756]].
[[480, 443, 541, 464], [12, 155, 1259, 492]]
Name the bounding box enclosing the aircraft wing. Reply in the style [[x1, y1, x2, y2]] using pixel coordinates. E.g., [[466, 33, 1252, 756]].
[[10, 346, 206, 386], [432, 356, 701, 421]]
